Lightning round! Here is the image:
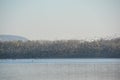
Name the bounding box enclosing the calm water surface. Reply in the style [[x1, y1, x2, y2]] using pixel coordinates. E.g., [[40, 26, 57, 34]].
[[0, 59, 120, 80]]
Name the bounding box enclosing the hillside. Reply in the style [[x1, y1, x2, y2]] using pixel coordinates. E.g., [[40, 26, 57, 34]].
[[0, 35, 28, 42]]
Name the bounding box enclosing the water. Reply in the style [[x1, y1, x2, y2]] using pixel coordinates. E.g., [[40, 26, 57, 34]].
[[0, 59, 120, 64], [0, 59, 120, 80]]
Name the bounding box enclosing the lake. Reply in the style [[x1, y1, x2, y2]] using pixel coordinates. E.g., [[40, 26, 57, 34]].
[[0, 59, 120, 80]]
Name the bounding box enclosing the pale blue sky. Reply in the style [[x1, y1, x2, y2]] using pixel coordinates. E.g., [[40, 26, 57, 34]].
[[0, 0, 120, 40]]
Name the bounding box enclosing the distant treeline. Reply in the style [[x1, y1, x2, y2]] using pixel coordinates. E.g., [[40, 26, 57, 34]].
[[0, 38, 120, 59]]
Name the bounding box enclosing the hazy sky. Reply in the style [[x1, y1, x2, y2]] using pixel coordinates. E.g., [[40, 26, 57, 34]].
[[0, 0, 120, 40]]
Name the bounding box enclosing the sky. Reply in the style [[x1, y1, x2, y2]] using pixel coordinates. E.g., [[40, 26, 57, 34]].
[[0, 0, 120, 40]]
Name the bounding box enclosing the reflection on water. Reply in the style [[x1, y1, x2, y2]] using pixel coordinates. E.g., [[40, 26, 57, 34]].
[[0, 59, 120, 80]]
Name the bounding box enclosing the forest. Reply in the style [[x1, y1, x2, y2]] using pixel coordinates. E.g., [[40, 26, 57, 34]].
[[0, 38, 120, 59]]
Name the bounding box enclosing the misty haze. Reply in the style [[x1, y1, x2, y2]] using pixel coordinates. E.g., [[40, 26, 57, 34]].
[[0, 0, 120, 80]]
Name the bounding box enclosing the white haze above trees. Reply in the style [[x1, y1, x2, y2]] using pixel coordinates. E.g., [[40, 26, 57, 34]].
[[0, 0, 120, 40]]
